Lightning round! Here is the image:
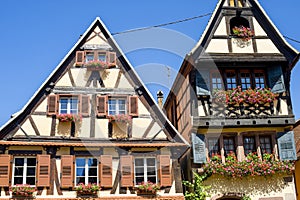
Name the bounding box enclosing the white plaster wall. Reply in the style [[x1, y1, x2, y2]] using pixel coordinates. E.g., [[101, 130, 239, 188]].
[[214, 18, 227, 36], [78, 118, 91, 137], [146, 122, 162, 138], [95, 119, 109, 138], [103, 68, 119, 88], [118, 74, 133, 89], [279, 99, 288, 115], [253, 18, 267, 36], [137, 99, 149, 115], [131, 118, 152, 138], [15, 118, 36, 136], [71, 68, 87, 87], [55, 72, 72, 87], [256, 39, 281, 53], [232, 39, 254, 53], [32, 115, 52, 136], [206, 39, 229, 53], [34, 98, 47, 112]]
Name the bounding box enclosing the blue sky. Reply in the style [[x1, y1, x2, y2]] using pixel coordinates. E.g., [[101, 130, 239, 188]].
[[0, 0, 299, 126]]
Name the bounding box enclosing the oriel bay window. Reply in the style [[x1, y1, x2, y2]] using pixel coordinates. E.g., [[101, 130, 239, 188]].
[[13, 157, 36, 185], [75, 50, 117, 67]]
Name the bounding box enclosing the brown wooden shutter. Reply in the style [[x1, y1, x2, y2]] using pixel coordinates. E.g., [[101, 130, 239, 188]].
[[128, 96, 138, 116], [75, 51, 85, 66], [47, 95, 58, 116], [80, 95, 90, 117], [0, 155, 11, 186], [120, 155, 133, 187], [107, 52, 117, 66], [60, 155, 74, 188], [100, 155, 112, 187], [97, 96, 107, 117], [37, 155, 50, 187], [158, 155, 172, 187]]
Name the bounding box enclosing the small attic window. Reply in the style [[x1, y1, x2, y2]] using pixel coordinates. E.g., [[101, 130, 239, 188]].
[[229, 0, 245, 7], [230, 17, 250, 34]]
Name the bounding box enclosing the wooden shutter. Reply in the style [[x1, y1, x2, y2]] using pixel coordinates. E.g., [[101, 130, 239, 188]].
[[100, 155, 112, 187], [277, 131, 297, 160], [75, 51, 85, 66], [47, 95, 58, 116], [120, 155, 133, 187], [60, 155, 74, 188], [107, 52, 117, 66], [192, 133, 206, 164], [129, 96, 138, 116], [267, 66, 286, 93], [196, 70, 210, 96], [37, 155, 50, 187], [97, 96, 107, 117], [80, 95, 90, 117], [0, 155, 11, 186], [158, 155, 172, 187]]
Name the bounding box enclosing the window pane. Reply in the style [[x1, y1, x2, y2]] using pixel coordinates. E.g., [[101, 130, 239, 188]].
[[26, 177, 36, 185], [86, 53, 94, 62], [147, 158, 155, 166], [147, 176, 156, 184], [135, 177, 144, 185], [88, 177, 97, 184], [88, 168, 97, 176], [27, 158, 36, 166], [224, 137, 236, 156], [14, 167, 23, 176], [76, 177, 85, 185], [98, 53, 106, 62], [208, 138, 220, 157], [244, 137, 256, 155], [15, 158, 24, 166], [76, 168, 85, 176], [14, 177, 23, 185], [88, 158, 98, 167], [135, 167, 144, 176], [26, 167, 36, 176], [147, 167, 156, 176], [135, 158, 143, 166], [76, 158, 85, 167]]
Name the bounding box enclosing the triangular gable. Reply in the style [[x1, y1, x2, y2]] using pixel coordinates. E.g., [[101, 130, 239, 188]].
[[0, 17, 189, 146], [190, 0, 299, 68]]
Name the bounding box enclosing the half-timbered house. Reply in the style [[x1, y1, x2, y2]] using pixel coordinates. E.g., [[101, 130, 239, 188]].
[[0, 17, 188, 199], [164, 0, 299, 199]]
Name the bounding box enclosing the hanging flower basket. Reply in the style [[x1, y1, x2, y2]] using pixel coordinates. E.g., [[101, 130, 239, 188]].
[[232, 26, 254, 41], [10, 184, 36, 199], [57, 114, 82, 122], [108, 114, 132, 123]]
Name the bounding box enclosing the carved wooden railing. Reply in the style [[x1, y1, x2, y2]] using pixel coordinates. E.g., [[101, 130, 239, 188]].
[[210, 102, 274, 118]]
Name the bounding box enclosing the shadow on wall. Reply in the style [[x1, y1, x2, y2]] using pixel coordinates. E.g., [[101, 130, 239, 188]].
[[204, 174, 289, 196]]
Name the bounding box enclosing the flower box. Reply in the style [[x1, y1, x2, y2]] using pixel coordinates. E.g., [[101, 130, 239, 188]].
[[75, 183, 99, 198], [57, 114, 82, 122], [10, 184, 36, 199], [232, 25, 254, 41], [135, 181, 160, 196], [85, 60, 114, 71], [108, 114, 132, 123]]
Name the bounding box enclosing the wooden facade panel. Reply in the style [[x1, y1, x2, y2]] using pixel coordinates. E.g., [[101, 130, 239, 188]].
[[97, 96, 107, 117], [158, 155, 172, 187], [75, 51, 85, 66], [0, 155, 11, 187], [100, 155, 113, 187], [80, 95, 90, 117], [60, 155, 74, 188], [120, 155, 134, 187], [37, 155, 51, 187], [47, 95, 58, 116], [129, 96, 138, 116]]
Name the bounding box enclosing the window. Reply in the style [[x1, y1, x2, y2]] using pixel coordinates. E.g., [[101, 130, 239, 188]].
[[223, 136, 236, 156], [243, 136, 256, 155], [211, 71, 223, 90], [226, 71, 237, 90], [260, 136, 272, 154], [240, 71, 251, 90], [134, 157, 157, 185], [13, 157, 36, 185], [59, 97, 78, 114], [254, 71, 266, 88], [207, 138, 220, 157], [75, 158, 98, 185], [108, 98, 126, 115], [230, 17, 250, 34], [86, 52, 94, 62], [98, 52, 106, 62]]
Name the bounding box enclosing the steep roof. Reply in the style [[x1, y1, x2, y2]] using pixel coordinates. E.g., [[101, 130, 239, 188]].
[[0, 17, 189, 147]]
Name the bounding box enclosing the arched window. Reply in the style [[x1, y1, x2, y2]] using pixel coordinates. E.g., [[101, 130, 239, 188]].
[[230, 17, 250, 34]]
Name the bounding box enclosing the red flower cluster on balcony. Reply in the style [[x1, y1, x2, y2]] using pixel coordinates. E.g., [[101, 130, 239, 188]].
[[108, 114, 132, 123], [10, 184, 36, 197], [57, 114, 82, 122], [232, 26, 254, 41], [204, 152, 294, 179], [213, 87, 278, 105]]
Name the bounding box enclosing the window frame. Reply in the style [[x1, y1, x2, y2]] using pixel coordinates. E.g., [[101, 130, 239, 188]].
[[108, 97, 127, 116], [225, 70, 237, 90], [75, 157, 98, 185], [59, 96, 79, 115], [134, 157, 157, 186], [12, 157, 36, 186], [210, 70, 224, 90], [223, 135, 237, 157], [207, 137, 220, 157], [243, 135, 256, 155], [259, 135, 272, 155]]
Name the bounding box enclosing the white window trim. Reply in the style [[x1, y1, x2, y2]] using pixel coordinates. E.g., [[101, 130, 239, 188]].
[[108, 98, 127, 115], [75, 157, 98, 185], [12, 157, 36, 186], [59, 97, 78, 114], [134, 157, 157, 186]]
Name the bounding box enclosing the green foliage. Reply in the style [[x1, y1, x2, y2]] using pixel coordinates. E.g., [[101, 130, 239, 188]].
[[242, 194, 252, 200], [183, 171, 210, 200]]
